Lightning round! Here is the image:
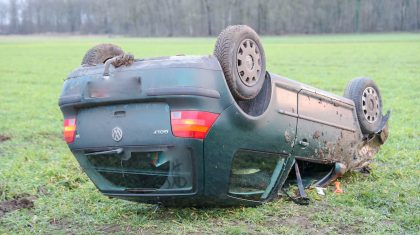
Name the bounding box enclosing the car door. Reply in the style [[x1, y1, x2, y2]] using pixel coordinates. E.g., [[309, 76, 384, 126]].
[[293, 88, 358, 163], [222, 81, 299, 202]]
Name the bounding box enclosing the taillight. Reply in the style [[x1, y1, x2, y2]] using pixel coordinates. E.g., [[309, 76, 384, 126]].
[[171, 111, 219, 139], [63, 118, 76, 143]]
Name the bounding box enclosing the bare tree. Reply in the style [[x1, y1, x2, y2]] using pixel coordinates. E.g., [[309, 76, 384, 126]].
[[417, 0, 420, 29], [8, 0, 18, 34], [2, 0, 420, 36], [202, 0, 212, 36]]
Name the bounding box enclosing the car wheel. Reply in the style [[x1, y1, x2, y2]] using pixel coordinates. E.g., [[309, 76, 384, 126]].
[[81, 43, 124, 66], [344, 78, 383, 134], [214, 25, 266, 100]]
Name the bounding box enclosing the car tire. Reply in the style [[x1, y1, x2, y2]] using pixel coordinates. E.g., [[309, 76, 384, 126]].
[[81, 43, 124, 66], [214, 25, 266, 100], [344, 77, 383, 134]]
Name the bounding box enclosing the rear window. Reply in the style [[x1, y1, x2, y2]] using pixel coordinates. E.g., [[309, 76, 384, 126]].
[[83, 148, 193, 193], [123, 150, 193, 191]]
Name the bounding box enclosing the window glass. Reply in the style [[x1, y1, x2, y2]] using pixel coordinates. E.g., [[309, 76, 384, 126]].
[[228, 150, 285, 201], [123, 150, 192, 191], [85, 148, 193, 192]]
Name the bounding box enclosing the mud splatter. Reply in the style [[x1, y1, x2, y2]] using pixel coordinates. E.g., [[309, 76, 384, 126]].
[[284, 131, 292, 143], [312, 131, 321, 139], [319, 149, 325, 158]]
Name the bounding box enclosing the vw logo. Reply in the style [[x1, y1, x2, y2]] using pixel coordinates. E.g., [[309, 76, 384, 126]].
[[111, 127, 123, 142]]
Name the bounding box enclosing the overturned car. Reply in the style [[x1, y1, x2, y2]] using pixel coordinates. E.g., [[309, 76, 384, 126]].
[[59, 25, 389, 206]]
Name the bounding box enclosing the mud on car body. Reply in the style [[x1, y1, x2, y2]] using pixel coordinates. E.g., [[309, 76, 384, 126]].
[[59, 26, 389, 206]]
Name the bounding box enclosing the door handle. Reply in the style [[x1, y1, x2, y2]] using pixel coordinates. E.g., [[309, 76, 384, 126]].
[[298, 139, 309, 148]]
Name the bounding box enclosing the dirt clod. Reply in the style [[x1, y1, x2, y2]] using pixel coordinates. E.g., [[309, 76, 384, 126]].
[[313, 131, 321, 139], [0, 134, 11, 143], [111, 53, 134, 67], [0, 195, 35, 217]]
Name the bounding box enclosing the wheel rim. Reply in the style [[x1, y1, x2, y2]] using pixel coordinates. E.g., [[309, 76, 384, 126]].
[[236, 39, 262, 87], [361, 87, 380, 123]]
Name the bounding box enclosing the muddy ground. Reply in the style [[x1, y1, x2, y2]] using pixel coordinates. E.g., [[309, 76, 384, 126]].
[[0, 134, 11, 143], [0, 195, 35, 218]]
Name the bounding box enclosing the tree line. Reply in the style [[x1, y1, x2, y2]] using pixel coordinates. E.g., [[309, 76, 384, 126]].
[[0, 0, 419, 36]]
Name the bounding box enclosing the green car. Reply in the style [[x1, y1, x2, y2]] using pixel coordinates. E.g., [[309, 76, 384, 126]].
[[59, 25, 389, 206]]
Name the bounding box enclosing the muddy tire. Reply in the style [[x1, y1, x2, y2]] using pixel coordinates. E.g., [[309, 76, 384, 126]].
[[81, 44, 124, 66], [344, 78, 383, 134], [214, 25, 266, 100]]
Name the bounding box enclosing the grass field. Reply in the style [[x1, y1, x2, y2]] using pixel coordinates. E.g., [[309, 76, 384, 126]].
[[0, 34, 419, 234]]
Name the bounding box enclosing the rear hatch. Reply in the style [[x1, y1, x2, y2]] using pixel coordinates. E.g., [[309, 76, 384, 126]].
[[59, 56, 233, 194]]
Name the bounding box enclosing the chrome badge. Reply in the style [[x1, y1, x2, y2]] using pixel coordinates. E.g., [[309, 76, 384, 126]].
[[111, 127, 123, 142]]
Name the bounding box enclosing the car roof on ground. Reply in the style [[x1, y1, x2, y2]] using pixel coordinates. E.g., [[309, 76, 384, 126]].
[[67, 55, 222, 79]]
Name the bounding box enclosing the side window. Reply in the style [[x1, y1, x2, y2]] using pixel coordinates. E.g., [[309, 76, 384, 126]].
[[228, 150, 285, 201]]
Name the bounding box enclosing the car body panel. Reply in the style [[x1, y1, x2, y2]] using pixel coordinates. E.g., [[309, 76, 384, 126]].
[[294, 88, 361, 163]]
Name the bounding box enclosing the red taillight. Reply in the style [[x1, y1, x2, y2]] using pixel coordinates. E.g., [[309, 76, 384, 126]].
[[63, 118, 76, 143], [171, 111, 219, 139]]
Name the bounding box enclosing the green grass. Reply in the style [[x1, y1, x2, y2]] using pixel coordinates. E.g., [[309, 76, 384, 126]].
[[0, 34, 419, 234]]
